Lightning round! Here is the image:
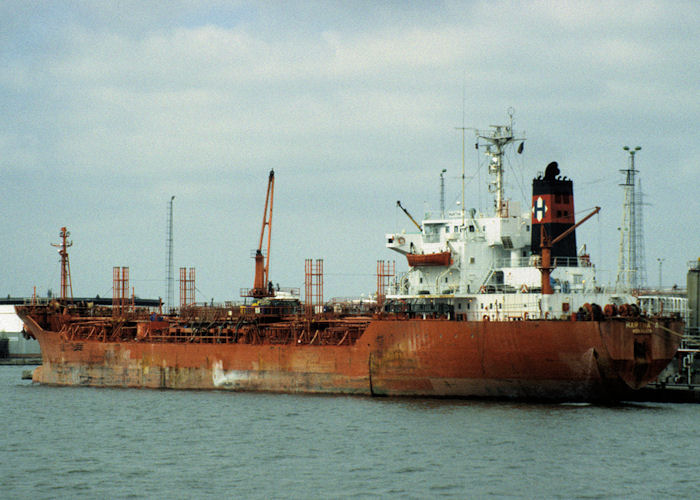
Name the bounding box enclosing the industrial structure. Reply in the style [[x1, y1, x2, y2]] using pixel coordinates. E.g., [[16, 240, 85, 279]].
[[165, 196, 175, 312], [616, 146, 647, 291]]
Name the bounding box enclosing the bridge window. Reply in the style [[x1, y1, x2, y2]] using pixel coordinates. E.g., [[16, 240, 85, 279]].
[[423, 224, 442, 243]]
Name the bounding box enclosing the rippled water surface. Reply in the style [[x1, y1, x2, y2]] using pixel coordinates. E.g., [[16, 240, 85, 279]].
[[2, 365, 699, 499]]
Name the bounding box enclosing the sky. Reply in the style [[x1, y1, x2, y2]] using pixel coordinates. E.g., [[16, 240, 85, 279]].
[[1, 1, 699, 305]]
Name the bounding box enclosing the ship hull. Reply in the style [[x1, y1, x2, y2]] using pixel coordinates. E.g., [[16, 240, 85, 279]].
[[19, 312, 682, 401]]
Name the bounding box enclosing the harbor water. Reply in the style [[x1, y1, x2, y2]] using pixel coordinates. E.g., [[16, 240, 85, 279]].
[[2, 365, 698, 499]]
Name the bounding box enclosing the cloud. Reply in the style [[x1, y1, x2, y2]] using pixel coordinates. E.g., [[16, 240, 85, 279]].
[[1, 1, 699, 299]]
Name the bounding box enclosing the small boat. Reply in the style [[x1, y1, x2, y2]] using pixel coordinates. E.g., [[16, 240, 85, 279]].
[[406, 251, 452, 267]]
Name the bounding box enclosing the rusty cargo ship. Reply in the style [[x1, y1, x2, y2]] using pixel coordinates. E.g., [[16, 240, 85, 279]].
[[16, 115, 683, 401]]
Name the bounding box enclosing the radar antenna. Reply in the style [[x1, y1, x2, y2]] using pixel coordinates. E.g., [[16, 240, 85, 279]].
[[474, 108, 525, 217]]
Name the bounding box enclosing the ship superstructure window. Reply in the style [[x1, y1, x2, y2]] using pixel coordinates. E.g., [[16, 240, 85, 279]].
[[423, 223, 442, 243], [469, 225, 475, 232], [470, 257, 475, 264]]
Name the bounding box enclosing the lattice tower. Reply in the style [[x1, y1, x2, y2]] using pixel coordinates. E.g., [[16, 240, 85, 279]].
[[165, 196, 175, 312], [616, 147, 645, 291]]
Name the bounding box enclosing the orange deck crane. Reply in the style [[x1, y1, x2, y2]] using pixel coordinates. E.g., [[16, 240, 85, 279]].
[[250, 170, 275, 298], [396, 200, 422, 231], [539, 206, 600, 295]]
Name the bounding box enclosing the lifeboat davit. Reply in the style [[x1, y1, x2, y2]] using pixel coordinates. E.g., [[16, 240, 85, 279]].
[[406, 251, 452, 267]]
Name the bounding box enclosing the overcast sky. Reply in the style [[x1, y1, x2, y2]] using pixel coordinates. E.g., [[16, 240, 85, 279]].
[[1, 1, 698, 304]]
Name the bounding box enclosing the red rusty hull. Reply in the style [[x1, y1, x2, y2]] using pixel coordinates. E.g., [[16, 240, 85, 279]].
[[19, 313, 682, 401], [366, 318, 681, 400]]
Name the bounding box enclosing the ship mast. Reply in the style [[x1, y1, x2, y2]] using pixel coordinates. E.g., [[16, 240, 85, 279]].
[[439, 168, 447, 217], [474, 109, 524, 217], [454, 125, 467, 226], [165, 196, 175, 312], [51, 226, 73, 302]]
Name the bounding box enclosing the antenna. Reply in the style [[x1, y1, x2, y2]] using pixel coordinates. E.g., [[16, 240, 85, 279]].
[[165, 196, 175, 312], [439, 169, 447, 217], [461, 83, 466, 225], [454, 124, 467, 226]]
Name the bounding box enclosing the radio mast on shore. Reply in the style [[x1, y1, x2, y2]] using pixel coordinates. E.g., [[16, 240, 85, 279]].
[[616, 146, 647, 291]]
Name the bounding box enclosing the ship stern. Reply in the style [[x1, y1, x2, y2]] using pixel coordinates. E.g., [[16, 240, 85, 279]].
[[598, 318, 683, 390]]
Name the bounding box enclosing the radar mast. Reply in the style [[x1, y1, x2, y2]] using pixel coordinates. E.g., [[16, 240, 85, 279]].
[[474, 108, 525, 217]]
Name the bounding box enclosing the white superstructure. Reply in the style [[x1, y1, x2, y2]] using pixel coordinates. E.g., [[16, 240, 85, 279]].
[[385, 114, 637, 321]]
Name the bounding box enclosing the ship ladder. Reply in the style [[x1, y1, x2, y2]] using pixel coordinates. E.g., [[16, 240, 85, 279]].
[[480, 267, 495, 293]]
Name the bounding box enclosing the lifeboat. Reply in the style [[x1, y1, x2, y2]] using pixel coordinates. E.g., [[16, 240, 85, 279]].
[[406, 251, 452, 267]]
